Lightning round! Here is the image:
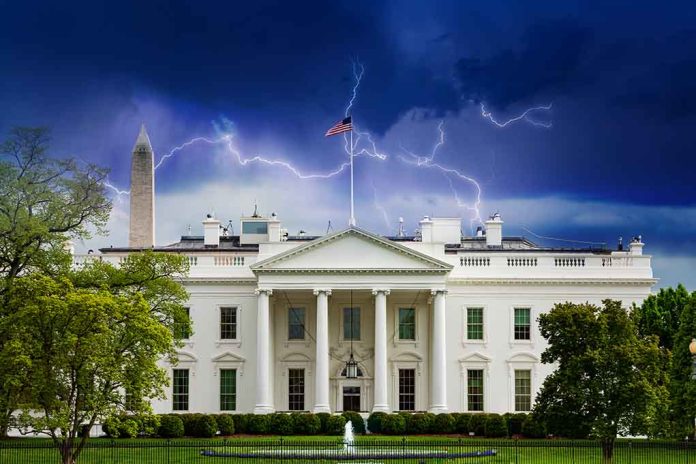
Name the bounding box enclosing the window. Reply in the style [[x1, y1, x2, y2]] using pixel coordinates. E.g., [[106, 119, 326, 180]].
[[467, 369, 484, 411], [220, 369, 237, 411], [514, 308, 531, 340], [288, 307, 305, 340], [172, 369, 189, 411], [398, 308, 416, 340], [515, 370, 531, 411], [467, 307, 484, 340], [220, 307, 237, 340], [175, 307, 191, 340], [343, 307, 360, 340], [398, 369, 416, 411], [288, 368, 305, 411], [242, 221, 268, 234]]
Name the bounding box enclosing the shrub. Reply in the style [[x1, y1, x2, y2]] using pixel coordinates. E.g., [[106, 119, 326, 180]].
[[326, 415, 347, 435], [248, 414, 271, 435], [271, 413, 295, 436], [406, 413, 432, 434], [102, 416, 120, 438], [367, 412, 387, 434], [177, 414, 197, 436], [484, 414, 507, 438], [468, 414, 486, 436], [158, 415, 185, 438], [118, 418, 140, 438], [455, 413, 471, 434], [216, 414, 235, 436], [233, 414, 252, 434], [433, 413, 455, 434], [505, 413, 527, 436], [190, 414, 218, 438], [341, 411, 365, 434], [137, 415, 160, 437], [522, 414, 545, 438], [381, 414, 406, 435], [316, 413, 331, 434], [292, 413, 321, 435]]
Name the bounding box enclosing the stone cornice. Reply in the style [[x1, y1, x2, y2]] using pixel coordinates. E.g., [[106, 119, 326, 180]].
[[446, 277, 658, 286], [253, 267, 450, 275]]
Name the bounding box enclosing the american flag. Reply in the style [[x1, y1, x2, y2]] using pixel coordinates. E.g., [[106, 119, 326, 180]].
[[325, 116, 352, 136]]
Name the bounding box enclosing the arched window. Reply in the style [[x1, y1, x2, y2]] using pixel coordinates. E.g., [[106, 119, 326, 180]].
[[341, 366, 363, 377]]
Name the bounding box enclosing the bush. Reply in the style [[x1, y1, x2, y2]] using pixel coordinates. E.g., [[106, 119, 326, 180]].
[[468, 414, 486, 436], [233, 414, 252, 434], [216, 414, 235, 436], [406, 413, 432, 434], [190, 414, 217, 438], [316, 413, 331, 434], [433, 413, 455, 434], [292, 413, 321, 435], [326, 415, 347, 435], [118, 418, 140, 438], [455, 413, 471, 434], [484, 414, 507, 438], [505, 413, 527, 436], [381, 414, 406, 435], [341, 411, 365, 434], [522, 414, 545, 438], [137, 415, 160, 437], [367, 412, 387, 434], [158, 415, 185, 438], [271, 413, 295, 436], [248, 415, 271, 435], [102, 416, 120, 438], [177, 414, 197, 437]]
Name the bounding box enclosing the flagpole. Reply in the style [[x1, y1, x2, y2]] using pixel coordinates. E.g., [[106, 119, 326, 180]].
[[349, 128, 356, 227]]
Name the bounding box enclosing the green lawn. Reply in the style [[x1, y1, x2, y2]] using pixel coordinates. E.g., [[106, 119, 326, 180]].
[[1, 436, 692, 464]]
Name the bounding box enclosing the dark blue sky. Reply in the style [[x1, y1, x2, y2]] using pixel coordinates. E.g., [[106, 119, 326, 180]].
[[1, 1, 695, 288]]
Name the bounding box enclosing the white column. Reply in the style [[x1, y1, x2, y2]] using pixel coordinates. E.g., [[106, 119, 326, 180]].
[[429, 289, 448, 413], [313, 289, 331, 413], [372, 289, 390, 413], [254, 288, 274, 414]]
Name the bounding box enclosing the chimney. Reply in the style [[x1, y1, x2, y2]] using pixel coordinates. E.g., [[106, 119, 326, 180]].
[[203, 214, 221, 247], [419, 216, 433, 243], [629, 236, 644, 255], [485, 213, 503, 247], [129, 124, 155, 248], [267, 213, 281, 242]]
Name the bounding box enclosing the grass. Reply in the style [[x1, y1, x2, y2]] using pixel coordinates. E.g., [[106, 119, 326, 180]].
[[0, 436, 692, 464]]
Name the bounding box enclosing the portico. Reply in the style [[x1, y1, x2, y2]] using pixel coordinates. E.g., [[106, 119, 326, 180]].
[[250, 227, 453, 414]]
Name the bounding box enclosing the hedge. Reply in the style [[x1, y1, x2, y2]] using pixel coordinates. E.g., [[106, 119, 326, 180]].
[[103, 415, 160, 438], [158, 415, 184, 438], [233, 414, 252, 434], [216, 414, 235, 436], [484, 414, 507, 438], [380, 414, 406, 435], [455, 413, 471, 434], [248, 414, 271, 435], [433, 413, 456, 434], [270, 413, 295, 436], [522, 414, 545, 438], [341, 411, 365, 434], [316, 413, 331, 434], [367, 412, 387, 433], [468, 414, 486, 436], [505, 413, 527, 436], [326, 415, 347, 435], [292, 413, 321, 435]]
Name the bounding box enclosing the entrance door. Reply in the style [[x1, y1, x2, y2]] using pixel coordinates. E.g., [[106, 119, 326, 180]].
[[342, 386, 361, 412]]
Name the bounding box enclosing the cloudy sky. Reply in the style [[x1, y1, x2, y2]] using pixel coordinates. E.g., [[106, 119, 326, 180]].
[[1, 1, 695, 289]]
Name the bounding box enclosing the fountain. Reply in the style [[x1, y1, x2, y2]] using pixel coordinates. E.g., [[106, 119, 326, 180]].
[[201, 418, 497, 461]]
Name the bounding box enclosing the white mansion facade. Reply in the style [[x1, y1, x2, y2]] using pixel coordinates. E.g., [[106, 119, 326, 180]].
[[83, 127, 656, 416]]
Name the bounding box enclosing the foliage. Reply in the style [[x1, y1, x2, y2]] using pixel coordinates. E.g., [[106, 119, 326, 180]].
[[504, 413, 527, 436], [406, 413, 433, 434], [292, 413, 321, 435], [433, 413, 456, 434], [341, 411, 365, 434], [522, 414, 546, 438], [270, 413, 295, 436], [315, 413, 331, 434], [158, 415, 184, 438], [216, 414, 235, 436], [632, 285, 691, 351], [248, 415, 270, 435], [233, 414, 252, 434], [367, 412, 387, 434], [669, 293, 696, 438], [380, 414, 406, 435], [191, 415, 217, 438], [468, 414, 486, 436], [454, 413, 471, 434], [325, 415, 347, 435], [534, 300, 668, 461], [484, 414, 508, 437]]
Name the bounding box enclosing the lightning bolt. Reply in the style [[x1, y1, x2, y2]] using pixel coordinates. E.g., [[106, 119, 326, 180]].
[[480, 103, 553, 128]]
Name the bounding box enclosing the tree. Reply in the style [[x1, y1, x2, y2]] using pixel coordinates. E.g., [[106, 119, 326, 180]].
[[534, 300, 668, 463], [633, 285, 691, 351], [669, 294, 696, 438], [0, 127, 110, 436], [6, 252, 188, 464]]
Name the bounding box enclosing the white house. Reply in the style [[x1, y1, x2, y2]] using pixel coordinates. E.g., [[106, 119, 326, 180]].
[[84, 126, 656, 416]]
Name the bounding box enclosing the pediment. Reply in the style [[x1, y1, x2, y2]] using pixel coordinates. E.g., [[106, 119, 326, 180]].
[[211, 351, 246, 363], [175, 351, 198, 363], [280, 352, 312, 362], [251, 227, 452, 274], [507, 352, 539, 363], [459, 352, 492, 363]]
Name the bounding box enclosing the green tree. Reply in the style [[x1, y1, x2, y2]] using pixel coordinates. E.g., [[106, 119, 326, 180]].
[[633, 284, 691, 350], [669, 295, 696, 438], [7, 252, 188, 464], [534, 300, 668, 463], [0, 127, 110, 436]]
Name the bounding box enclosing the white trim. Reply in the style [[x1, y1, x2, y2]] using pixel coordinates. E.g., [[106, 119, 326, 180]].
[[390, 352, 424, 411], [216, 367, 239, 412], [462, 305, 487, 346], [216, 305, 242, 347], [458, 354, 491, 413], [339, 304, 363, 343], [392, 304, 420, 346], [507, 352, 539, 412], [508, 305, 535, 347], [279, 363, 312, 412]]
